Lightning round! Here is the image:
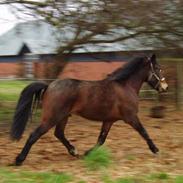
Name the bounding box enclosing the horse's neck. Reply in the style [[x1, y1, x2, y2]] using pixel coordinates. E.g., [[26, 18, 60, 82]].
[[126, 70, 148, 95]]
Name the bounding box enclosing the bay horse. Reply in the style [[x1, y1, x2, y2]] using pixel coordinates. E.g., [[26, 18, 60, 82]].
[[11, 54, 168, 165]]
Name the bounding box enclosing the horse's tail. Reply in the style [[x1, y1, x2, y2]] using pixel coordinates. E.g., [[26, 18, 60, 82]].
[[10, 82, 48, 141]]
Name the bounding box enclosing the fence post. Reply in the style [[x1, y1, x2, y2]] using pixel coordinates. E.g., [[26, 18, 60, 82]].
[[23, 54, 40, 79]]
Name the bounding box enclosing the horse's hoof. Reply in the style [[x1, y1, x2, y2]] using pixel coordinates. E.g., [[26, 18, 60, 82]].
[[151, 146, 159, 154], [69, 148, 79, 158], [15, 161, 23, 166], [15, 157, 23, 166], [154, 148, 159, 154]]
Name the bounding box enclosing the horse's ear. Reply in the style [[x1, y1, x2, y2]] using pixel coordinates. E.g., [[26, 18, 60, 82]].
[[151, 54, 156, 64]]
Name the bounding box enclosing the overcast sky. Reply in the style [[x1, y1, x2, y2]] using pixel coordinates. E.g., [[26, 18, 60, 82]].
[[0, 4, 33, 35], [0, 5, 17, 35], [0, 2, 80, 35]]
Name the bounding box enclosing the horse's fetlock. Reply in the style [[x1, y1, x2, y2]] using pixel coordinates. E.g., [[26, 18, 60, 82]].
[[69, 147, 78, 156]]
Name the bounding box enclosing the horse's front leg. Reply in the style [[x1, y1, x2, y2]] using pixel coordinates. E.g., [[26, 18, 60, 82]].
[[84, 121, 113, 156], [124, 115, 159, 154]]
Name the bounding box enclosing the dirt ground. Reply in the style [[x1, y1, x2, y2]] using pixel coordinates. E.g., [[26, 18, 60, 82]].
[[0, 101, 182, 182]]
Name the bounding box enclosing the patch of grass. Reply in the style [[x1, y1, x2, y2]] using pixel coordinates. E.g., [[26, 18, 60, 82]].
[[114, 178, 136, 183], [0, 168, 182, 183], [102, 176, 140, 183], [0, 80, 30, 89], [77, 181, 87, 183], [0, 107, 14, 121], [83, 146, 112, 170], [0, 168, 73, 183], [124, 154, 136, 161], [0, 81, 42, 122], [0, 80, 30, 101], [175, 175, 183, 183], [102, 173, 183, 183], [0, 93, 18, 102], [147, 172, 169, 180]]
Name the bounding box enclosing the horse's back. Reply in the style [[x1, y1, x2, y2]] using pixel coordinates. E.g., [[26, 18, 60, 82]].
[[48, 78, 81, 92]]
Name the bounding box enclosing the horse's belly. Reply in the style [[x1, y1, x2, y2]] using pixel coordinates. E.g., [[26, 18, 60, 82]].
[[72, 106, 121, 122], [71, 93, 121, 121]]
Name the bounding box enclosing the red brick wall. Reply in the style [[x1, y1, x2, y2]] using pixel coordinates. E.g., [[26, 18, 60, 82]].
[[59, 62, 125, 80], [0, 63, 22, 77], [33, 62, 46, 78], [32, 61, 125, 80]]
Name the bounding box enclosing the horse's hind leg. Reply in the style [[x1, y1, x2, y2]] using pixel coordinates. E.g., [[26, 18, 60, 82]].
[[84, 121, 113, 156], [54, 117, 78, 157], [15, 123, 54, 166], [124, 115, 159, 154]]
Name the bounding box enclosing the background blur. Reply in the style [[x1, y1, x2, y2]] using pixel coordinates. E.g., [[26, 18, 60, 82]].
[[0, 1, 183, 183]]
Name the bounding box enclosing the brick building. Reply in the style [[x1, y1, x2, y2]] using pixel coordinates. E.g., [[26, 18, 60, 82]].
[[0, 20, 182, 82]]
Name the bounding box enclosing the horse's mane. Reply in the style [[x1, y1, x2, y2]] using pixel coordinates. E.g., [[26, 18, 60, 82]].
[[107, 56, 146, 82]]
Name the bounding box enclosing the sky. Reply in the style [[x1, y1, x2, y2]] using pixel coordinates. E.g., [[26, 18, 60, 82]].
[[0, 4, 34, 35], [0, 5, 18, 35], [0, 1, 81, 35]]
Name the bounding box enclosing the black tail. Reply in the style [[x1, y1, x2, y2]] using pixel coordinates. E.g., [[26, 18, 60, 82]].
[[11, 82, 48, 140]]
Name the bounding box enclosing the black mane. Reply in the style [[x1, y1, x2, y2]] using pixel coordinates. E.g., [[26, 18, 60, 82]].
[[107, 56, 146, 82]]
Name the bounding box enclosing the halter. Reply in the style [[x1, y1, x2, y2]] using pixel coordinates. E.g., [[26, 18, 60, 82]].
[[148, 62, 165, 89]]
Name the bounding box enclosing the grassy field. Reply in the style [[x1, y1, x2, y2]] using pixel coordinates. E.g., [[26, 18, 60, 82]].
[[0, 80, 32, 121], [0, 80, 30, 101], [0, 162, 183, 183], [1, 140, 181, 183], [0, 168, 73, 183]]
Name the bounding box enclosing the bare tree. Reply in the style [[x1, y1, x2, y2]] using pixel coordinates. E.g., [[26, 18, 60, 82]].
[[1, 0, 183, 77]]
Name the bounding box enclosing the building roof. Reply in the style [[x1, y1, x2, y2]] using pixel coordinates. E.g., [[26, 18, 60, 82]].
[[0, 20, 152, 56], [0, 21, 59, 56]]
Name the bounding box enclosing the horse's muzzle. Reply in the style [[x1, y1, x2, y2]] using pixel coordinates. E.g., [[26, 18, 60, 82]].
[[158, 81, 168, 93]]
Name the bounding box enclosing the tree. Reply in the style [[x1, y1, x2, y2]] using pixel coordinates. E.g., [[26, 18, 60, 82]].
[[1, 0, 183, 77]]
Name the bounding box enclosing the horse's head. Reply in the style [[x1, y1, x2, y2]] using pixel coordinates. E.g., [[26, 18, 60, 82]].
[[146, 54, 168, 93]]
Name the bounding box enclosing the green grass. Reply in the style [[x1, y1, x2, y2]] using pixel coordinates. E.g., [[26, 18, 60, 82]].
[[77, 181, 87, 183], [102, 176, 137, 183], [0, 80, 30, 101], [175, 176, 183, 183], [0, 169, 73, 183], [0, 107, 14, 121], [83, 146, 112, 170], [0, 168, 182, 183], [102, 174, 183, 183], [147, 172, 170, 180], [0, 81, 33, 122], [124, 154, 136, 161]]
